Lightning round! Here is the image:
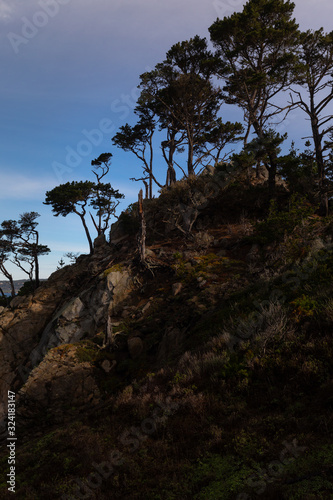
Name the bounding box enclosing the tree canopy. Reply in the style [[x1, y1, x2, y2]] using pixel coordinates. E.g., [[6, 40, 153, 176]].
[[44, 157, 124, 254], [209, 0, 299, 196]]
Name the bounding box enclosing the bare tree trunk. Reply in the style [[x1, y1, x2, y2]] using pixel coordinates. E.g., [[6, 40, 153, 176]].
[[138, 189, 146, 264], [0, 265, 15, 297], [187, 140, 194, 176], [78, 212, 93, 254], [143, 180, 149, 200], [104, 315, 113, 349]]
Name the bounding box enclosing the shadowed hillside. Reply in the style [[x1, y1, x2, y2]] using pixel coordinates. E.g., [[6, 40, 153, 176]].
[[0, 170, 332, 499]]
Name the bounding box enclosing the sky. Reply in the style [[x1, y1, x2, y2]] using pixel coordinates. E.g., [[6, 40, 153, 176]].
[[1, 0, 333, 280]]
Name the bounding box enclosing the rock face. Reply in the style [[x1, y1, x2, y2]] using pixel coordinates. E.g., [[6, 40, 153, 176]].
[[0, 253, 134, 433], [0, 264, 82, 431], [33, 268, 133, 368], [17, 345, 100, 427]]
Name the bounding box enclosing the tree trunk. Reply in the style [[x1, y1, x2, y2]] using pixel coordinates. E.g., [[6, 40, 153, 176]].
[[78, 212, 93, 254], [143, 180, 149, 200], [34, 254, 39, 289], [311, 115, 328, 215], [187, 128, 194, 176], [104, 315, 113, 350], [0, 265, 15, 297], [137, 189, 146, 264]]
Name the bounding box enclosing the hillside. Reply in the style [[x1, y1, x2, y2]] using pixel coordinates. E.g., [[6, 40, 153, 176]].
[[0, 170, 333, 499]]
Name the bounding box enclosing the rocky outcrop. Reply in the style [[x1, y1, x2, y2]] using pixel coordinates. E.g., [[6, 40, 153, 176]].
[[33, 267, 134, 367], [0, 250, 135, 433], [0, 263, 86, 431]]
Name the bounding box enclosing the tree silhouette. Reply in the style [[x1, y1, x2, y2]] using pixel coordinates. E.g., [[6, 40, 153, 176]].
[[289, 28, 333, 214], [210, 0, 299, 196]]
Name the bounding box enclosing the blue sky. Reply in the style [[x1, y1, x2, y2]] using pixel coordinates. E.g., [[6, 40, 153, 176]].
[[1, 0, 333, 279]]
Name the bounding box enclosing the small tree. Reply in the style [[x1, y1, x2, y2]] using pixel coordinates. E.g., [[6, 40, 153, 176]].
[[0, 231, 15, 297], [15, 212, 50, 288], [0, 213, 50, 292], [44, 158, 124, 253], [112, 106, 163, 199], [44, 180, 95, 254], [90, 153, 125, 233]]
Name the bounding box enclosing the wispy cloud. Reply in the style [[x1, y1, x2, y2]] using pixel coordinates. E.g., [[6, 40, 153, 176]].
[[0, 172, 54, 201], [0, 0, 14, 21]]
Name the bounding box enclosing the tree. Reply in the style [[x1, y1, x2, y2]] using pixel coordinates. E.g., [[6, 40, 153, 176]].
[[0, 213, 50, 292], [0, 227, 16, 297], [231, 129, 287, 184], [139, 36, 241, 177], [90, 153, 125, 232], [14, 212, 50, 288], [289, 29, 333, 215], [44, 159, 124, 253], [44, 180, 95, 254], [278, 141, 317, 196], [209, 0, 299, 196], [112, 107, 162, 199]]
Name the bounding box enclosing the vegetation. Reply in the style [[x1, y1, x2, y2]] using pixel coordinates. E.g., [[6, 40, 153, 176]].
[[0, 212, 49, 295], [2, 2, 333, 499], [44, 154, 124, 254]]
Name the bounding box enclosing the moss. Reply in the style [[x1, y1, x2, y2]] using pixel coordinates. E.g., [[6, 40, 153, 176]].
[[102, 263, 123, 277], [75, 340, 99, 363]]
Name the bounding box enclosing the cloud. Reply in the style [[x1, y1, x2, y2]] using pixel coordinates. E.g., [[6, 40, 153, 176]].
[[0, 0, 13, 21], [0, 172, 54, 201]]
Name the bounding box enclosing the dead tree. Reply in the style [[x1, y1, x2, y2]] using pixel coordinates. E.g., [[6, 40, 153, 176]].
[[137, 189, 146, 264], [104, 314, 113, 350]]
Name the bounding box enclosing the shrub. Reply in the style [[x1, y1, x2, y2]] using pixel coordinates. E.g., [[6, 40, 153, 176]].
[[255, 194, 315, 244], [290, 294, 320, 322], [18, 280, 36, 296]]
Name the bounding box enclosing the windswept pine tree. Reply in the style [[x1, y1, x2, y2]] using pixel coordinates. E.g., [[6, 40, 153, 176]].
[[209, 0, 300, 196]]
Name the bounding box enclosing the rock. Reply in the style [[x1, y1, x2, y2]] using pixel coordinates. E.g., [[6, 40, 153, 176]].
[[60, 297, 85, 322], [94, 233, 107, 248], [107, 269, 133, 315], [9, 296, 26, 309], [172, 283, 183, 296], [56, 323, 84, 344], [310, 238, 325, 253], [16, 345, 100, 426], [127, 337, 144, 359], [100, 359, 117, 373]]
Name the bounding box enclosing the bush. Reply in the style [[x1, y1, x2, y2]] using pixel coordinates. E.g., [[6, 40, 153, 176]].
[[18, 280, 36, 296], [255, 194, 315, 244]]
